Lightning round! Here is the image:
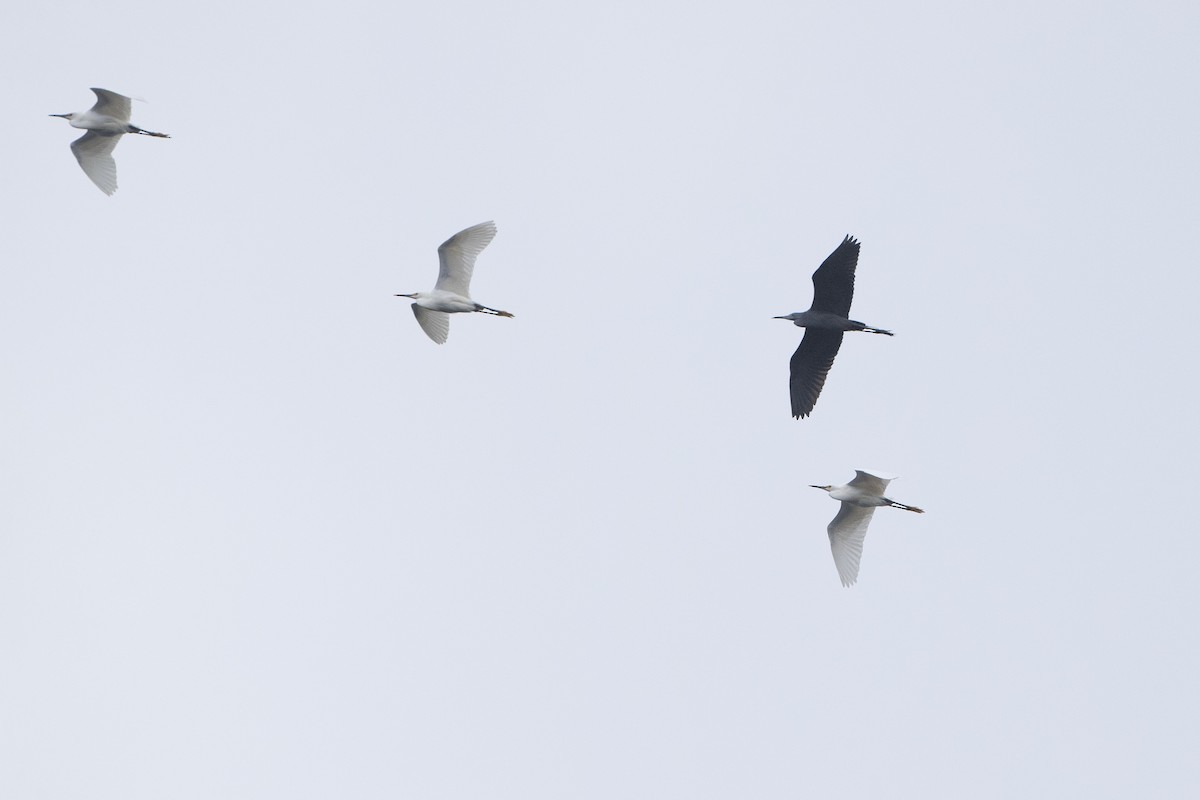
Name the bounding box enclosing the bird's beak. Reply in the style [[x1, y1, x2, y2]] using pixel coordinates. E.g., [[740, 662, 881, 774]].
[[808, 485, 825, 490], [773, 315, 788, 320], [49, 113, 69, 118], [394, 293, 413, 298]]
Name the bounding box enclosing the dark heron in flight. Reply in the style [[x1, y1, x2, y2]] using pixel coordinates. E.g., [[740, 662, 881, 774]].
[[775, 236, 892, 419], [811, 470, 924, 587]]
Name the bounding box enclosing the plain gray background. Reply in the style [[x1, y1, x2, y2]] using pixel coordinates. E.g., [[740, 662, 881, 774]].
[[3, 1, 1198, 797]]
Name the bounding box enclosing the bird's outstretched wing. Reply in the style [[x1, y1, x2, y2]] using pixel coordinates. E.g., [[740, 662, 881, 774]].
[[435, 221, 497, 298], [90, 88, 132, 123], [847, 470, 892, 496], [810, 235, 860, 318], [411, 304, 450, 344], [828, 503, 877, 587], [70, 131, 120, 195], [789, 329, 844, 418]]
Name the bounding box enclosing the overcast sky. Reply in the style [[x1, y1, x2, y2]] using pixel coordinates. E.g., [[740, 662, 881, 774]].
[[3, 1, 1198, 798]]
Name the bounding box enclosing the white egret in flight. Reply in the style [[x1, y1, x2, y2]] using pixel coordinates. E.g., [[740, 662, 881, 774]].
[[50, 88, 170, 195], [775, 236, 892, 418], [396, 221, 514, 344], [812, 470, 924, 587]]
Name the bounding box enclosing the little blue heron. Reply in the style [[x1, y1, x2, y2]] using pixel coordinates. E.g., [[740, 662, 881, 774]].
[[775, 235, 892, 418]]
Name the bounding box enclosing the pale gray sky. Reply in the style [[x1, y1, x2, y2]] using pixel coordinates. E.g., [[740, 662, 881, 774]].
[[2, 1, 1198, 798]]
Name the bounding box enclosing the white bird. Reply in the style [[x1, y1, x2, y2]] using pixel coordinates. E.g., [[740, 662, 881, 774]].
[[811, 470, 924, 587], [396, 221, 514, 344], [50, 88, 170, 195]]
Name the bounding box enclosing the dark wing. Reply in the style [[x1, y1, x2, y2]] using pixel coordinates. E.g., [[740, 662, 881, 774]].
[[789, 329, 844, 418], [810, 235, 860, 318]]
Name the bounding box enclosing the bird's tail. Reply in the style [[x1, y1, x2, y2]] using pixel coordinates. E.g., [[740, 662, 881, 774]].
[[890, 502, 924, 513]]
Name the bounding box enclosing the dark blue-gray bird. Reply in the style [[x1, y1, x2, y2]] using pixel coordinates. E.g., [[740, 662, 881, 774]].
[[775, 236, 892, 419]]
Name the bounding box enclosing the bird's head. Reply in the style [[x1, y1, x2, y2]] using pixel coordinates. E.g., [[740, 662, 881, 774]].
[[774, 313, 801, 321], [809, 484, 833, 491], [49, 113, 75, 121]]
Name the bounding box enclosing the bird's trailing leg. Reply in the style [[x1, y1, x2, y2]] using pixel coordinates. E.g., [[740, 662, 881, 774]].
[[475, 304, 514, 318], [847, 318, 894, 336], [130, 126, 170, 138], [887, 500, 924, 513]]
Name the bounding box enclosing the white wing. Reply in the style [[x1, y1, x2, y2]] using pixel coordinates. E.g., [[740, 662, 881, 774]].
[[411, 304, 449, 344], [89, 88, 132, 123], [828, 503, 877, 587], [847, 470, 892, 496], [70, 131, 121, 195], [435, 221, 497, 297]]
